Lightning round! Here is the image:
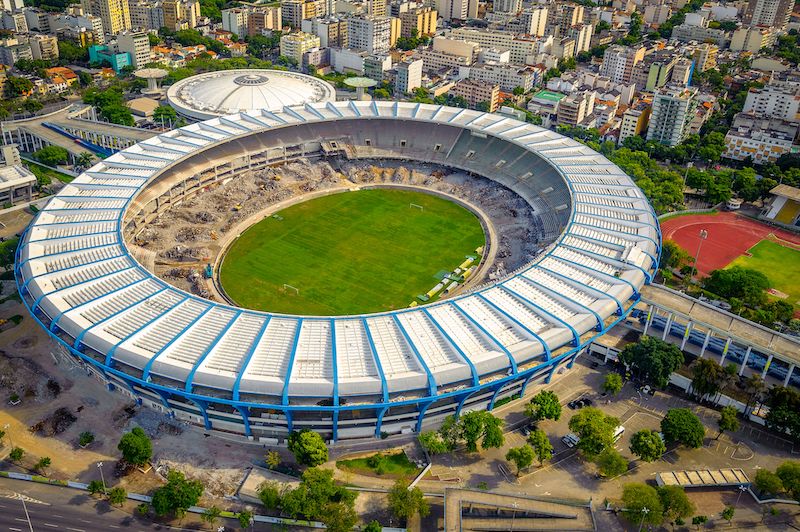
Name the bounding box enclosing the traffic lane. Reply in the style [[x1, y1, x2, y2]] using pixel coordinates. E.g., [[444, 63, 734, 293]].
[[0, 496, 132, 532]]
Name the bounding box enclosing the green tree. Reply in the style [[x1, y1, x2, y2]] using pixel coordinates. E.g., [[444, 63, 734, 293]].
[[527, 429, 553, 466], [460, 411, 504, 452], [602, 373, 623, 396], [717, 405, 740, 439], [280, 468, 355, 521], [9, 447, 23, 462], [568, 407, 619, 458], [620, 483, 664, 527], [388, 480, 430, 522], [201, 505, 222, 525], [87, 480, 105, 495], [35, 456, 51, 474], [766, 387, 800, 441], [754, 469, 783, 496], [75, 152, 94, 170], [265, 450, 281, 470], [692, 515, 708, 527], [721, 506, 735, 524], [618, 336, 683, 388], [703, 266, 770, 307], [237, 509, 254, 529], [744, 373, 766, 411], [777, 461, 800, 501], [629, 429, 666, 462], [596, 448, 627, 478], [321, 500, 358, 532], [525, 390, 562, 422], [33, 146, 69, 167], [364, 521, 382, 532], [690, 358, 725, 400], [5, 76, 33, 97], [418, 430, 452, 455], [505, 445, 535, 476], [153, 105, 177, 126], [151, 470, 203, 518], [107, 486, 127, 506], [287, 429, 328, 466], [658, 485, 695, 524], [257, 481, 281, 509], [661, 409, 705, 448], [117, 427, 152, 466], [660, 240, 692, 271]]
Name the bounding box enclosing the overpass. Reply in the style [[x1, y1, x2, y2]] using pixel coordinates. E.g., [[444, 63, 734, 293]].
[[0, 104, 156, 161]]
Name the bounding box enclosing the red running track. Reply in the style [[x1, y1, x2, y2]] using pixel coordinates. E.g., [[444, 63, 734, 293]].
[[660, 212, 800, 276]]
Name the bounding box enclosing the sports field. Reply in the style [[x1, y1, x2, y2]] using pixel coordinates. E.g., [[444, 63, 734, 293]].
[[728, 240, 800, 305], [219, 189, 486, 315]]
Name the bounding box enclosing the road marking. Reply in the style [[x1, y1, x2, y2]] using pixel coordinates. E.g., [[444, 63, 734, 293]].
[[14, 518, 28, 523], [108, 525, 120, 529], [43, 523, 59, 528], [9, 527, 22, 532], [53, 514, 64, 518], [66, 527, 86, 532], [78, 519, 91, 524]]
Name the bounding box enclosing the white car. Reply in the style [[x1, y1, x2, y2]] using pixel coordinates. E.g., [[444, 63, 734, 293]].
[[562, 433, 579, 448]]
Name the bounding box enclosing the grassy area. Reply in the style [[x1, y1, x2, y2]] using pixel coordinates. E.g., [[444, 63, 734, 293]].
[[23, 160, 74, 185], [336, 451, 421, 480], [727, 240, 800, 306], [220, 189, 485, 315]]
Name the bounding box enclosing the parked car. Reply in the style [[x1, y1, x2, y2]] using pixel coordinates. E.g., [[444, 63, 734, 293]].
[[561, 433, 579, 448], [568, 400, 581, 409], [581, 398, 594, 407]]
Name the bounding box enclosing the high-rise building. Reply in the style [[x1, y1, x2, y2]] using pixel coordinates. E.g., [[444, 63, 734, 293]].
[[247, 7, 281, 36], [82, 0, 131, 35], [643, 3, 671, 25], [222, 8, 248, 35], [436, 0, 478, 21], [565, 23, 592, 53], [618, 100, 652, 144], [743, 84, 800, 122], [671, 57, 693, 87], [128, 0, 163, 31], [730, 26, 777, 52], [647, 85, 698, 146], [279, 31, 320, 63], [521, 6, 547, 37], [281, 0, 325, 28], [367, 0, 386, 17], [301, 16, 347, 48], [599, 45, 645, 85], [494, 0, 521, 14], [347, 16, 390, 54], [399, 6, 436, 38], [692, 43, 717, 72], [116, 31, 149, 68], [30, 34, 59, 60], [450, 79, 499, 111], [161, 0, 199, 30], [395, 57, 422, 94], [1, 0, 24, 12], [742, 0, 793, 28]]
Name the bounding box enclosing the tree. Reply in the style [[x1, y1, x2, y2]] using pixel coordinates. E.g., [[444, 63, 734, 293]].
[[602, 373, 623, 396], [287, 429, 328, 466], [364, 521, 382, 532], [568, 407, 619, 458], [629, 429, 666, 462], [238, 509, 254, 529], [418, 430, 453, 455], [658, 485, 695, 524], [754, 469, 783, 496], [388, 480, 430, 522], [321, 501, 358, 532], [596, 448, 627, 478], [527, 429, 553, 466], [280, 468, 355, 521], [151, 470, 203, 518], [107, 486, 127, 506], [33, 146, 69, 167], [5, 76, 33, 97], [661, 409, 705, 448], [766, 387, 800, 441], [692, 515, 707, 528], [257, 481, 281, 509], [717, 406, 740, 439], [525, 390, 562, 422], [703, 266, 770, 307], [505, 445, 535, 476], [88, 479, 106, 495], [721, 506, 735, 525], [9, 447, 23, 462], [690, 358, 725, 401], [777, 461, 800, 501], [620, 483, 664, 527], [201, 505, 222, 525], [618, 336, 683, 388], [265, 450, 281, 470], [117, 427, 152, 466], [75, 152, 94, 170], [460, 411, 504, 452], [153, 105, 177, 126], [35, 456, 51, 474]]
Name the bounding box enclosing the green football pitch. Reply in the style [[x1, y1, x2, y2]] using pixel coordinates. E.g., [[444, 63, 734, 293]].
[[219, 188, 486, 315], [727, 240, 800, 306]]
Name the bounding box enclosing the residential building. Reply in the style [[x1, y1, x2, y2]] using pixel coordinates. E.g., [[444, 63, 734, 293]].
[[647, 85, 698, 146], [742, 0, 793, 29], [302, 17, 348, 48], [88, 43, 130, 71], [163, 0, 200, 30], [618, 100, 651, 144], [436, 0, 478, 21], [556, 90, 595, 126], [692, 43, 717, 72], [30, 34, 59, 61], [364, 53, 391, 80], [395, 57, 422, 93], [1, 0, 24, 11], [520, 6, 547, 36], [280, 31, 320, 63], [670, 23, 728, 47], [222, 8, 248, 36], [49, 12, 105, 43], [565, 23, 592, 53], [644, 3, 671, 25], [347, 16, 390, 54], [671, 57, 693, 86], [281, 0, 325, 27], [494, 0, 521, 14], [463, 62, 537, 92], [330, 47, 368, 73], [420, 36, 478, 72], [724, 112, 799, 164], [0, 40, 32, 66], [367, 0, 386, 17], [248, 7, 281, 36], [128, 0, 163, 30], [730, 26, 777, 52], [450, 78, 499, 111], [599, 45, 645, 85], [117, 31, 150, 68], [82, 0, 131, 34], [399, 6, 436, 38], [743, 84, 800, 122], [389, 16, 400, 47], [631, 52, 677, 92], [0, 12, 28, 32]]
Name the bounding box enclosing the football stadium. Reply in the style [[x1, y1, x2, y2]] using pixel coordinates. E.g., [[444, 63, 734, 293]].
[[15, 101, 660, 442]]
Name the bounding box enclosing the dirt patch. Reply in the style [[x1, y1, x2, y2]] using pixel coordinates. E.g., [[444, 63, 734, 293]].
[[30, 407, 77, 436]]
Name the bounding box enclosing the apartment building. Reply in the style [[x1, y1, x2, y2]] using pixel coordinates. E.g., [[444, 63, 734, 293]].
[[450, 78, 500, 111], [724, 112, 799, 164], [128, 0, 162, 31], [692, 43, 718, 72], [743, 84, 800, 122], [117, 31, 149, 68], [556, 90, 595, 126], [398, 6, 436, 38], [599, 45, 645, 85], [647, 85, 698, 146], [618, 100, 652, 144], [280, 31, 320, 63], [302, 16, 348, 48], [163, 0, 199, 31], [730, 26, 777, 52], [30, 34, 59, 60], [742, 0, 793, 29], [347, 16, 390, 54], [82, 0, 131, 34], [395, 57, 422, 93], [464, 62, 537, 92], [222, 8, 248, 36], [281, 0, 325, 27], [247, 7, 282, 36], [436, 0, 478, 21]]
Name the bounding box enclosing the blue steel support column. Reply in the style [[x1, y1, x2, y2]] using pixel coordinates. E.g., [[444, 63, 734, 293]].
[[330, 318, 339, 442], [185, 311, 241, 392], [362, 318, 390, 438], [190, 398, 212, 430], [451, 302, 518, 374], [281, 319, 304, 434], [235, 405, 252, 438], [519, 360, 551, 397], [142, 304, 215, 381], [488, 382, 507, 410], [422, 308, 479, 387], [501, 285, 581, 346], [106, 296, 190, 366], [151, 387, 172, 410], [415, 400, 435, 433], [455, 390, 478, 418], [392, 315, 437, 433], [232, 316, 271, 401]]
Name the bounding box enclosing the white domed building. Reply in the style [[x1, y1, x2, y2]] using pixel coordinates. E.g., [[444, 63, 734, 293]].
[[166, 69, 336, 121]]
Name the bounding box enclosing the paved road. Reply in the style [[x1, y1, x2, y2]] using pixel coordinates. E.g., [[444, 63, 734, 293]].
[[0, 478, 239, 532]]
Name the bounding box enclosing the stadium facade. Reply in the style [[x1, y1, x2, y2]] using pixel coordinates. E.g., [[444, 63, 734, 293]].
[[16, 102, 660, 442]]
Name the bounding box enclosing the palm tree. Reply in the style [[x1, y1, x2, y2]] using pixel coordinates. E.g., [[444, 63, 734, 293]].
[[75, 152, 94, 170], [745, 373, 766, 412]]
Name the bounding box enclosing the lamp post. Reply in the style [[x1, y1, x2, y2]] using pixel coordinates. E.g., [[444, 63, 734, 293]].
[[736, 484, 748, 506], [510, 501, 519, 532], [97, 462, 106, 494], [692, 229, 708, 282], [638, 507, 650, 532], [18, 494, 33, 532]]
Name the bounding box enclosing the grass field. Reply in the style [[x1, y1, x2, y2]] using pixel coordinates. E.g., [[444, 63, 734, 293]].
[[219, 189, 485, 315], [727, 240, 800, 305], [336, 451, 420, 481]]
